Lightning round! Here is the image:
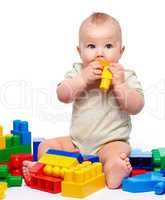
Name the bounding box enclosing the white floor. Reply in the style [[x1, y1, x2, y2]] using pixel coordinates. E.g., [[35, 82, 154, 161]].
[[5, 183, 165, 200]]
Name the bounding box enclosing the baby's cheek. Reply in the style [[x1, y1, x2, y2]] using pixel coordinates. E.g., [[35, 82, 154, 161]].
[[105, 48, 121, 62], [81, 50, 95, 64]]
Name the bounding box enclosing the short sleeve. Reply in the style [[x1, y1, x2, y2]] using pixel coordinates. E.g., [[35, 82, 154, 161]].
[[125, 69, 144, 97], [64, 63, 83, 79], [57, 63, 83, 86]]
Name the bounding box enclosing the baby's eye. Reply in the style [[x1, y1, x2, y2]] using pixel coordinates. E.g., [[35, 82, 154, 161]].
[[87, 44, 96, 49], [105, 43, 113, 49]]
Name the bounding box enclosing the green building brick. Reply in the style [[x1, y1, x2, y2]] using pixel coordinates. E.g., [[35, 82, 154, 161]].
[[152, 149, 161, 166], [5, 135, 13, 148], [13, 135, 21, 146], [0, 144, 31, 162], [0, 165, 9, 178], [7, 175, 22, 187], [12, 145, 31, 154], [0, 148, 12, 162], [158, 148, 165, 169]]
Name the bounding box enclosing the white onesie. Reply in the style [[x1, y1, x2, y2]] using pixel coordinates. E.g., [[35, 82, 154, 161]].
[[64, 63, 144, 154]]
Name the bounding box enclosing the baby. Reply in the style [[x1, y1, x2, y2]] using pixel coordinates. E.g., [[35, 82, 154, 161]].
[[23, 12, 144, 189]]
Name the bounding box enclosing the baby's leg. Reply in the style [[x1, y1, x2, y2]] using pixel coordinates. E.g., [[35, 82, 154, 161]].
[[23, 136, 79, 176], [98, 141, 132, 189], [37, 136, 79, 159]]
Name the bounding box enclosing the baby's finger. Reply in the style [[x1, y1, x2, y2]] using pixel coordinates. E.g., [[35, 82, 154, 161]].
[[94, 69, 102, 75], [95, 75, 102, 80]]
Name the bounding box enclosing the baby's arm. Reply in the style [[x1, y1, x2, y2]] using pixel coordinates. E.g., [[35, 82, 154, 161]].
[[57, 74, 87, 103], [113, 84, 144, 115], [57, 61, 103, 103], [109, 63, 144, 115]]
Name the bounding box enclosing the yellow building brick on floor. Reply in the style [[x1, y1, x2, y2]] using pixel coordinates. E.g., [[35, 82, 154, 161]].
[[62, 161, 105, 198], [0, 182, 7, 200]]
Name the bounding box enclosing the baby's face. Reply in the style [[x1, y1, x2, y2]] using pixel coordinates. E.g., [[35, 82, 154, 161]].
[[78, 20, 124, 66]]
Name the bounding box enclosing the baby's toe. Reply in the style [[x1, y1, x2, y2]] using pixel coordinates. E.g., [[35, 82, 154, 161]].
[[23, 160, 32, 167], [125, 157, 130, 162], [120, 153, 127, 160]]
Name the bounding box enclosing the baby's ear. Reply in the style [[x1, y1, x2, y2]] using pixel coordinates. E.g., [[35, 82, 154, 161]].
[[77, 46, 81, 55], [120, 46, 125, 55]]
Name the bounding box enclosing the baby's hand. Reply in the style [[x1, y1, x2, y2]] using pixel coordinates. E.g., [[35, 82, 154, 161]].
[[109, 63, 125, 88], [80, 61, 103, 85]]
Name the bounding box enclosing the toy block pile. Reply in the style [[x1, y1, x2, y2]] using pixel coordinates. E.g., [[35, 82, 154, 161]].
[[24, 149, 105, 198], [0, 120, 33, 199], [122, 148, 165, 195], [0, 120, 32, 162], [129, 149, 153, 176]]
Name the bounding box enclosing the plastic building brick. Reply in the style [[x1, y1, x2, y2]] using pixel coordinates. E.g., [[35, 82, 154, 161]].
[[10, 154, 33, 176], [0, 119, 32, 199], [0, 182, 7, 200], [24, 162, 62, 193], [130, 149, 153, 170], [0, 164, 22, 188], [33, 138, 44, 161], [122, 170, 165, 195], [99, 60, 112, 92], [82, 154, 99, 163], [62, 161, 105, 198], [38, 153, 79, 168], [131, 169, 150, 177], [152, 148, 165, 171], [0, 135, 5, 149], [7, 174, 22, 187], [11, 120, 31, 145], [152, 149, 161, 171], [30, 173, 62, 193], [25, 149, 105, 197], [0, 120, 32, 163], [47, 149, 84, 163]]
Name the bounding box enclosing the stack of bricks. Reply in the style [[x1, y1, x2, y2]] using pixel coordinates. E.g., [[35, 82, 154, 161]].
[[0, 119, 33, 199], [24, 149, 105, 198], [0, 120, 32, 176]]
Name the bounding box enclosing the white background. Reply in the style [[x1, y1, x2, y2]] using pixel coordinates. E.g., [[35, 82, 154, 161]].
[[0, 0, 165, 151], [0, 1, 165, 199]]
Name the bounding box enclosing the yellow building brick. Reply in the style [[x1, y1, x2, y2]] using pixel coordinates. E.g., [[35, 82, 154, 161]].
[[0, 136, 6, 149], [0, 182, 7, 200], [0, 182, 7, 191], [0, 125, 3, 136], [99, 60, 112, 92], [38, 153, 79, 168], [0, 191, 5, 200], [62, 161, 105, 198]]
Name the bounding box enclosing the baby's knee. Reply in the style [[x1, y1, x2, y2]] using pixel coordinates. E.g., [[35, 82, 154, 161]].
[[37, 141, 48, 159], [37, 138, 60, 158]]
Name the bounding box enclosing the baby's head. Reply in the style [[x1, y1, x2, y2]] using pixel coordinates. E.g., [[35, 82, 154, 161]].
[[78, 12, 125, 66]]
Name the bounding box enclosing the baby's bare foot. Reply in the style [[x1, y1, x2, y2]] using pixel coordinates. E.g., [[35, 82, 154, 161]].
[[23, 161, 36, 177], [120, 152, 132, 171], [23, 149, 79, 176], [104, 153, 132, 189]]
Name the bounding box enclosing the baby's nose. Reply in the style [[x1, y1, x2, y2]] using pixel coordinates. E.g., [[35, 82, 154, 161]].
[[96, 48, 104, 58]]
